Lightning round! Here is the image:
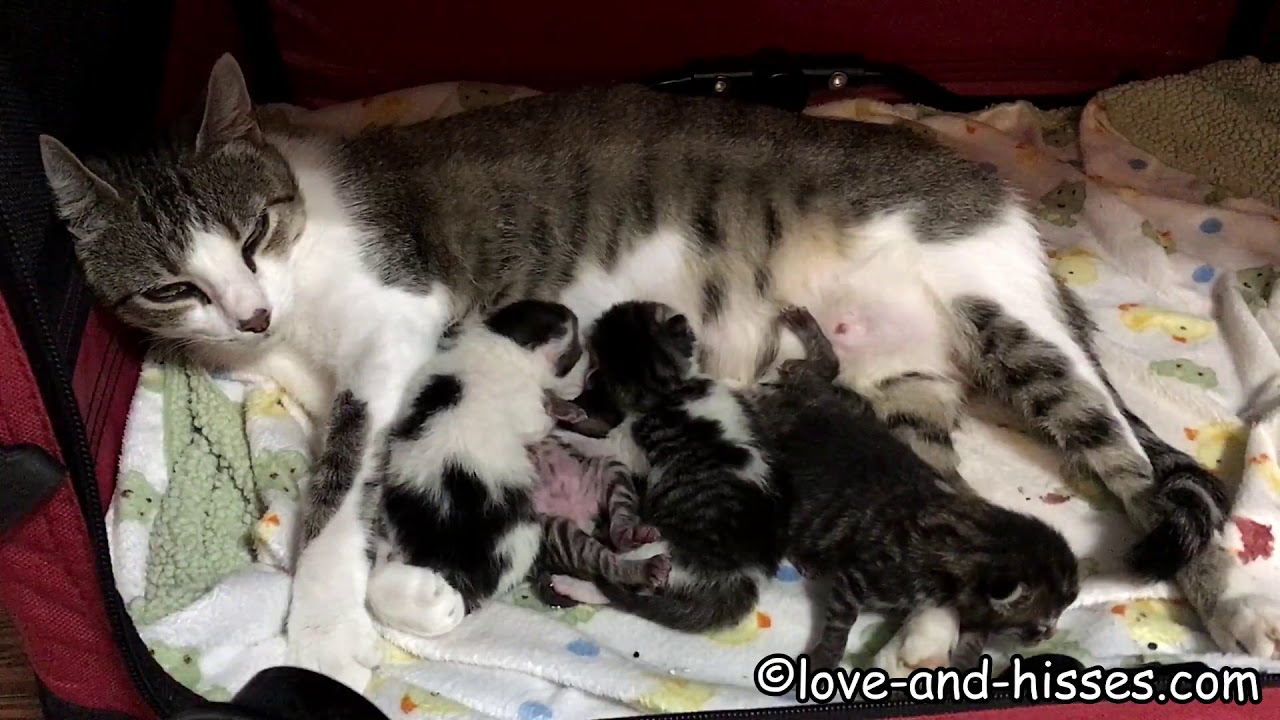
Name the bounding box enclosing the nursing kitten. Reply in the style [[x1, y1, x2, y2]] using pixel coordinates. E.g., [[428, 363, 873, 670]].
[[759, 307, 1079, 670], [370, 299, 611, 631], [41, 54, 1247, 687], [529, 432, 670, 590], [571, 300, 788, 631]]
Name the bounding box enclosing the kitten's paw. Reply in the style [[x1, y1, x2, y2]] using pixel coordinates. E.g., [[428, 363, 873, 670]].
[[550, 574, 611, 605], [1206, 594, 1280, 659], [776, 359, 809, 379], [875, 608, 959, 678], [534, 573, 581, 608], [611, 522, 662, 551], [285, 614, 379, 691], [643, 555, 672, 590], [367, 561, 466, 638], [778, 306, 817, 332]]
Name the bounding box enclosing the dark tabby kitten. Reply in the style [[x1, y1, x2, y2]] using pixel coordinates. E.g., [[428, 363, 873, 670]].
[[572, 300, 789, 631], [761, 307, 1080, 670], [368, 300, 663, 635]]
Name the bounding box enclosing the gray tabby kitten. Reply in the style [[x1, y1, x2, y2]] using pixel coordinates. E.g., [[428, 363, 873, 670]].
[[760, 307, 1078, 671], [552, 300, 787, 632], [40, 54, 1258, 688]]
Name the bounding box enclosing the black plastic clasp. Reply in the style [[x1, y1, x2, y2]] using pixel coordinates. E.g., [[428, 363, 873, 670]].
[[0, 443, 66, 535], [646, 48, 966, 112]]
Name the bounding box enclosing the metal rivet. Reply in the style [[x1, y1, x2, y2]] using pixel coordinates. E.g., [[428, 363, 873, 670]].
[[829, 72, 848, 90], [713, 77, 729, 93]]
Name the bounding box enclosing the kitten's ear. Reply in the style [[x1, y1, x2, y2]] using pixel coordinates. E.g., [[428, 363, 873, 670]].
[[984, 574, 1026, 609], [39, 135, 119, 233], [196, 53, 263, 151], [664, 313, 691, 338]]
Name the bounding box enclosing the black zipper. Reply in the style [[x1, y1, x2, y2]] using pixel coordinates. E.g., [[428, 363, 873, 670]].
[[9, 226, 186, 716]]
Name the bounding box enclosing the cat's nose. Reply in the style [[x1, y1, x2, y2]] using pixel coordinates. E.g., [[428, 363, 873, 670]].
[[238, 308, 271, 334]]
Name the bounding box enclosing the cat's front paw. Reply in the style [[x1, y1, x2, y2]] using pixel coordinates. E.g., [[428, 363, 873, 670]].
[[611, 522, 662, 551], [367, 561, 466, 637], [285, 606, 380, 691], [1207, 594, 1280, 659]]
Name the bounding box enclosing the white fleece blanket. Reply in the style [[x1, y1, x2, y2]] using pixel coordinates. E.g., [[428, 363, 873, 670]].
[[107, 84, 1280, 719]]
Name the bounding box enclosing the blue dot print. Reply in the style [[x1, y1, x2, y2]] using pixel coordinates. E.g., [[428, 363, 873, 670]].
[[518, 701, 554, 720], [775, 564, 802, 583], [566, 639, 600, 657], [1199, 217, 1223, 234], [1127, 158, 1148, 171], [1192, 265, 1216, 284]]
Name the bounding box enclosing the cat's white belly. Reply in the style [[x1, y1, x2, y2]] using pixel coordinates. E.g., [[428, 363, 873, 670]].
[[557, 228, 705, 329], [560, 217, 957, 388]]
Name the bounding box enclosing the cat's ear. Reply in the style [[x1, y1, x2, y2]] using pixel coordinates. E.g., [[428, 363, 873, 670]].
[[196, 53, 263, 152], [984, 573, 1025, 609], [39, 134, 119, 235]]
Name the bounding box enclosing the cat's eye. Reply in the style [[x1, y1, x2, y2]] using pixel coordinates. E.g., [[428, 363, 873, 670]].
[[242, 211, 270, 271], [141, 281, 206, 304]]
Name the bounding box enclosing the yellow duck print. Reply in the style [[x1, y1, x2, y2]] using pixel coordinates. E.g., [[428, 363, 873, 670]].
[[1117, 304, 1214, 344], [1184, 422, 1247, 479], [703, 610, 772, 646], [1110, 599, 1196, 651], [634, 678, 717, 714], [244, 386, 293, 420], [1247, 454, 1280, 496], [1048, 248, 1100, 286], [398, 687, 470, 716]]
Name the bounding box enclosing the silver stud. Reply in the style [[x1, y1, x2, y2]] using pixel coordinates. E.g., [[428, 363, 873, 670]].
[[713, 77, 729, 94], [829, 72, 848, 90]]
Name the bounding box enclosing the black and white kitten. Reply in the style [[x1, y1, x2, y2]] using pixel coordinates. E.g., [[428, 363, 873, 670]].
[[558, 301, 789, 632], [758, 308, 1080, 671], [369, 300, 604, 632]]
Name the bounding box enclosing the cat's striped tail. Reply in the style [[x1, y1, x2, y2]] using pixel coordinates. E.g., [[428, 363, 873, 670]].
[[1122, 408, 1231, 580]]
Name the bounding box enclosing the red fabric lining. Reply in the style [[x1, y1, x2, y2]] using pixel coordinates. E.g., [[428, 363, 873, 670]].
[[72, 307, 142, 509], [0, 292, 151, 717], [268, 0, 1236, 107]]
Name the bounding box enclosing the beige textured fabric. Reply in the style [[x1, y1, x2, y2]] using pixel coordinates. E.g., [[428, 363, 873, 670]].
[[1099, 57, 1280, 209]]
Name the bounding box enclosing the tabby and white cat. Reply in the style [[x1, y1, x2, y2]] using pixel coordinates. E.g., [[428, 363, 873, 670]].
[[40, 54, 1265, 689]]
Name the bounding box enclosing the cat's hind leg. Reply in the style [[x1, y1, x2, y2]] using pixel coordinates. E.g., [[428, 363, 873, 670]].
[[923, 210, 1245, 653]]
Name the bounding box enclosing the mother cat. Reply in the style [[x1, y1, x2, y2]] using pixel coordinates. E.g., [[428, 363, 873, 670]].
[[39, 55, 1265, 689]]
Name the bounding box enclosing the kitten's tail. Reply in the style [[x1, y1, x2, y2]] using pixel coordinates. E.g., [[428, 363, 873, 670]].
[[1123, 408, 1230, 580], [600, 572, 759, 632]]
